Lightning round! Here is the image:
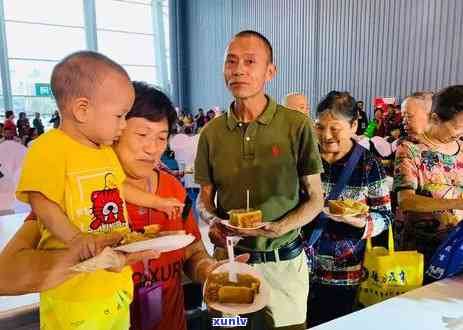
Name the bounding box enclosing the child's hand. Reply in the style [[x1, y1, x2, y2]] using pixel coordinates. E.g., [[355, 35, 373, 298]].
[[158, 197, 184, 220]]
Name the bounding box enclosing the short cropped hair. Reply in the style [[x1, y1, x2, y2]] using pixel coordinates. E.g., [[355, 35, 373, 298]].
[[234, 30, 273, 63], [403, 91, 434, 113], [410, 91, 434, 101], [50, 50, 129, 110], [5, 110, 13, 119]]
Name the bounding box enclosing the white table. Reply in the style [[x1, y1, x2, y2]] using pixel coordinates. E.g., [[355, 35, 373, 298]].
[[0, 212, 29, 250], [313, 276, 463, 330], [0, 212, 39, 319]]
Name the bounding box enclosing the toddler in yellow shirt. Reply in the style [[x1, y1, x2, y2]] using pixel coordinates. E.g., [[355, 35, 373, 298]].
[[16, 51, 182, 329]]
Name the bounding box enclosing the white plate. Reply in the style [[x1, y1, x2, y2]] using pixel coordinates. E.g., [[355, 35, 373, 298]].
[[204, 262, 270, 315], [220, 220, 266, 230], [113, 234, 195, 253]]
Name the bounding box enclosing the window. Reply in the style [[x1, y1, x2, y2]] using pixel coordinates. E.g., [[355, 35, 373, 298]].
[[0, 0, 171, 122], [98, 31, 155, 66], [4, 0, 84, 26], [96, 0, 159, 85], [96, 0, 153, 34], [4, 0, 85, 117], [9, 60, 55, 96], [125, 65, 157, 85], [162, 1, 171, 87], [6, 22, 86, 60]]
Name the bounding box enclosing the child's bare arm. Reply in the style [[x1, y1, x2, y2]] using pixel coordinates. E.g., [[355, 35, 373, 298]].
[[29, 192, 80, 243], [29, 192, 104, 260], [123, 182, 184, 220]]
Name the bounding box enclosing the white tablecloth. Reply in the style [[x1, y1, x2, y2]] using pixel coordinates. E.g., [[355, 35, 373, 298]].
[[313, 276, 463, 330]]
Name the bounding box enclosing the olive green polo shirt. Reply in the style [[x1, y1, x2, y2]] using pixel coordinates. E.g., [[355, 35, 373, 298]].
[[195, 96, 323, 251]]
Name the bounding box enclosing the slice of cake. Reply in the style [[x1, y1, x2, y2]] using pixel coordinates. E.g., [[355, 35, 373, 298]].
[[204, 272, 261, 304], [218, 286, 255, 304], [120, 231, 147, 244], [143, 224, 161, 236], [328, 200, 369, 215], [229, 209, 263, 228]]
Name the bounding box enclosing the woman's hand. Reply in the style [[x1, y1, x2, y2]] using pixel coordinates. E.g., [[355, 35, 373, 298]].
[[328, 213, 367, 228]]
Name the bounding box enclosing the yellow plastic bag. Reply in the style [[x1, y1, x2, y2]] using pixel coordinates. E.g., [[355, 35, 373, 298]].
[[358, 225, 424, 306]]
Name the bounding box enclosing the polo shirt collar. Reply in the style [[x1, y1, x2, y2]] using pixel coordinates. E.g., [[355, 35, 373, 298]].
[[226, 96, 278, 130]]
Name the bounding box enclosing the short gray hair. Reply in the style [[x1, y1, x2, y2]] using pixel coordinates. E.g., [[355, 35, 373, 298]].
[[283, 92, 305, 105], [402, 91, 434, 112]]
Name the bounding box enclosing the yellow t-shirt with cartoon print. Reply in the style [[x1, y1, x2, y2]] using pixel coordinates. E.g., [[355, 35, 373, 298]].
[[16, 129, 133, 327]]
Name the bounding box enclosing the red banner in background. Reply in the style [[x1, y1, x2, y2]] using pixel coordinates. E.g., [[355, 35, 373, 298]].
[[374, 97, 398, 108]]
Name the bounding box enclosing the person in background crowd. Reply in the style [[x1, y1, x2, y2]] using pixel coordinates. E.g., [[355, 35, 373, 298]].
[[3, 127, 20, 142], [206, 109, 216, 123], [176, 113, 185, 131], [389, 92, 433, 245], [390, 91, 433, 153], [33, 112, 45, 135], [355, 100, 369, 135], [24, 127, 39, 147], [284, 92, 310, 115], [49, 110, 60, 128], [0, 123, 4, 142], [0, 128, 28, 215], [308, 91, 392, 327], [178, 111, 186, 123], [194, 108, 207, 129], [170, 124, 201, 207], [385, 104, 402, 139], [373, 106, 387, 137], [4, 110, 17, 137], [16, 112, 30, 138], [183, 113, 193, 127], [394, 85, 463, 267], [401, 91, 433, 140]]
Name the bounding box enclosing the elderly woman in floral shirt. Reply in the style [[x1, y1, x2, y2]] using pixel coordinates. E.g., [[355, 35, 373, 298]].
[[394, 85, 463, 266]]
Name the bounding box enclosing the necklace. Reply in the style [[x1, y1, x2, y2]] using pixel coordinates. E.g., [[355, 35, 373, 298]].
[[422, 132, 460, 155], [422, 132, 441, 147]]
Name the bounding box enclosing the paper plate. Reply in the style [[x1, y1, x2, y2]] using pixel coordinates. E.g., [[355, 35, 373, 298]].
[[203, 262, 270, 315], [114, 234, 195, 253], [220, 220, 266, 231]]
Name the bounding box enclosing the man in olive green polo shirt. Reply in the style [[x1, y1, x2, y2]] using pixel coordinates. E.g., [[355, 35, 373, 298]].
[[195, 30, 324, 329]]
